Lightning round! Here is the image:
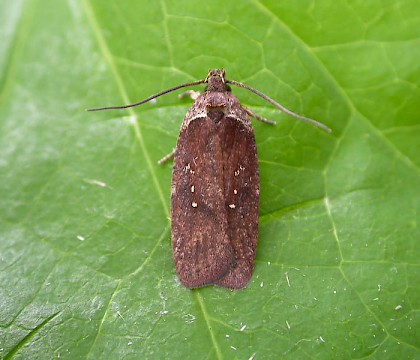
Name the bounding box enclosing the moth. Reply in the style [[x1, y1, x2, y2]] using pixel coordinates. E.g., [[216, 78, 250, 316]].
[[88, 69, 330, 289]]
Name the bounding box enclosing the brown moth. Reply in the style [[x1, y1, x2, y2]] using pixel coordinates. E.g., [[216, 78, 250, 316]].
[[88, 69, 330, 289]]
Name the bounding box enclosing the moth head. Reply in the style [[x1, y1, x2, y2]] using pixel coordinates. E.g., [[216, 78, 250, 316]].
[[204, 69, 231, 93]]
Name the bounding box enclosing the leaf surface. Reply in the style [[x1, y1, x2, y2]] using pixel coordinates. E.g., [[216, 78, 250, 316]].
[[0, 0, 419, 358]]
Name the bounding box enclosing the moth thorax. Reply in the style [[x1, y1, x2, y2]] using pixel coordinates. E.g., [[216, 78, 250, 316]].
[[206, 76, 228, 93]]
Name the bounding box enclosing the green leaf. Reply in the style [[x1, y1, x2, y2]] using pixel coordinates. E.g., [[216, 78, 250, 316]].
[[1, 0, 419, 359]]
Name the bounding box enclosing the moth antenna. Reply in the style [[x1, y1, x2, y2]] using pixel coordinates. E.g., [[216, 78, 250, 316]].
[[227, 80, 332, 133], [87, 79, 206, 112]]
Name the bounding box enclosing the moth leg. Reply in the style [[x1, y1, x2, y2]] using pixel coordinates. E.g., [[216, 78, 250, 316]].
[[158, 149, 175, 165], [158, 88, 202, 166], [178, 90, 201, 101], [244, 106, 276, 125], [158, 90, 199, 166]]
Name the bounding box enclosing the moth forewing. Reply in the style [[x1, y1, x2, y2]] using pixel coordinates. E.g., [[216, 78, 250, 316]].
[[171, 105, 234, 288], [214, 112, 260, 289]]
